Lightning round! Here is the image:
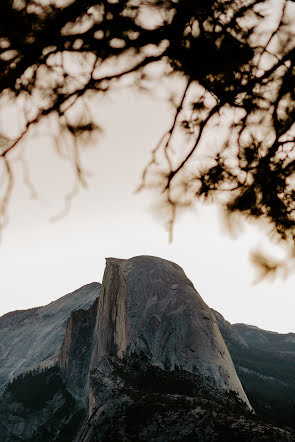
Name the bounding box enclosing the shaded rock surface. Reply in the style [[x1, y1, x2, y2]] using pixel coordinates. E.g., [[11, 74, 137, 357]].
[[0, 282, 100, 393], [234, 322, 295, 354], [213, 310, 295, 429], [59, 298, 98, 402], [90, 256, 251, 408], [0, 366, 85, 441]]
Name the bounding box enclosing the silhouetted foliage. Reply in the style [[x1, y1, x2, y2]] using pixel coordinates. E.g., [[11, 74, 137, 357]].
[[1, 0, 295, 256]]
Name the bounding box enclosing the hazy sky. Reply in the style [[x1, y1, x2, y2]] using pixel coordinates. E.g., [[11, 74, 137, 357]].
[[0, 84, 294, 333]]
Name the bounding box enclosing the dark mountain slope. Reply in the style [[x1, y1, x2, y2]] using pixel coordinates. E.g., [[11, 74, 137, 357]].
[[234, 323, 295, 354], [213, 310, 295, 429]]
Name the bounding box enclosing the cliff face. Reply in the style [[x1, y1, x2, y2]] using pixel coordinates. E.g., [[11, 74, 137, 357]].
[[90, 256, 251, 408], [59, 298, 98, 401], [0, 282, 100, 394], [91, 259, 128, 363]]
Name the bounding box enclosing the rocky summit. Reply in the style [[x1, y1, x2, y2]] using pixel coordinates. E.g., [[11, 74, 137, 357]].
[[0, 256, 294, 441], [89, 256, 250, 408]]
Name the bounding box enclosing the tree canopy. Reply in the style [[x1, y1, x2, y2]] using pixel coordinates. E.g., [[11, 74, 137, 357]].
[[1, 0, 295, 265]]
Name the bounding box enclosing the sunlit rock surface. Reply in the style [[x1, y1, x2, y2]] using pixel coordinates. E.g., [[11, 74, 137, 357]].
[[90, 256, 251, 408], [0, 282, 100, 393]]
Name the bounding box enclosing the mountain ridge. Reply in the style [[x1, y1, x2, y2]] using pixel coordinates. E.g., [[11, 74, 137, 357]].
[[0, 282, 100, 393], [213, 309, 295, 429]]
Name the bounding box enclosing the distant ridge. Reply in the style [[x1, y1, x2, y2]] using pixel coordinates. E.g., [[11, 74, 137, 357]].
[[213, 309, 295, 428], [0, 282, 100, 393]]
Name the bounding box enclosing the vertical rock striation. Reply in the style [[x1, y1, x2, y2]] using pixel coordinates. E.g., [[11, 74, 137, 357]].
[[90, 256, 251, 409], [59, 298, 98, 402]]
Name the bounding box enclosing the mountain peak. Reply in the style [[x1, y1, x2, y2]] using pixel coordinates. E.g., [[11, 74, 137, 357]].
[[90, 255, 251, 408]]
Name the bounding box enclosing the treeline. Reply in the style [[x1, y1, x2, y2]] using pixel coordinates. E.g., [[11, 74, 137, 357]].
[[5, 366, 64, 410], [231, 346, 295, 430]]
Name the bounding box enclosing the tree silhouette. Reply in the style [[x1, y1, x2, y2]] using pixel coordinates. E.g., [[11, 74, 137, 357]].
[[1, 0, 295, 263]]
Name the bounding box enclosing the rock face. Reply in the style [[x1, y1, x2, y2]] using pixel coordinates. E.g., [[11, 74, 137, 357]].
[[0, 282, 100, 393], [90, 256, 251, 408], [59, 298, 98, 402]]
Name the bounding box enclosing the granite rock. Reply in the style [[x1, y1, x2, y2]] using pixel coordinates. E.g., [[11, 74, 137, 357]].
[[90, 256, 251, 409], [0, 282, 100, 393]]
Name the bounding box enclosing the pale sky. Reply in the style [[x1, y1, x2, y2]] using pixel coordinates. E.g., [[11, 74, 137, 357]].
[[0, 84, 294, 334]]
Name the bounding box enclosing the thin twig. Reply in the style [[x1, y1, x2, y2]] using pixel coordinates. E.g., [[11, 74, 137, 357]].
[[137, 78, 192, 192], [0, 156, 13, 230], [166, 101, 223, 188], [163, 78, 192, 170]]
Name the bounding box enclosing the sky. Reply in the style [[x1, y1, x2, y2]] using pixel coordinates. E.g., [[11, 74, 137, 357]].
[[0, 82, 294, 334]]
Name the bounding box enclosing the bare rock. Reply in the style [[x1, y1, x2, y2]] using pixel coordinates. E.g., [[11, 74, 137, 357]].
[[90, 256, 251, 409], [59, 298, 98, 402], [0, 282, 100, 393]]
